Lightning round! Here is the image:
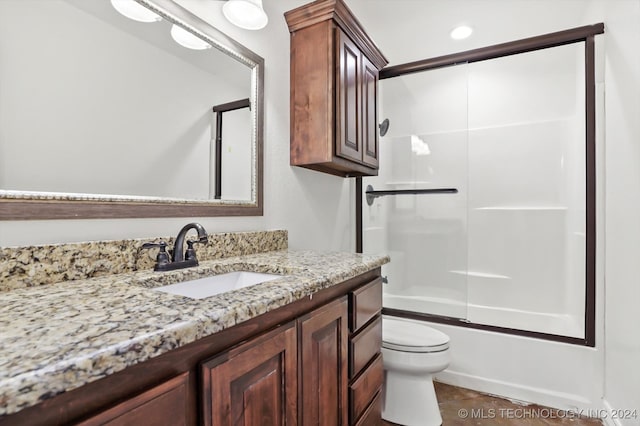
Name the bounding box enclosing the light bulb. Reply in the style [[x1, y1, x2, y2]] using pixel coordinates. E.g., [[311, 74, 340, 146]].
[[110, 0, 161, 23], [223, 0, 268, 30], [170, 24, 211, 50]]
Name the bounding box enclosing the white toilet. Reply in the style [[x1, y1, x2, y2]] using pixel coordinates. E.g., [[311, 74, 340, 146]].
[[381, 316, 451, 426]]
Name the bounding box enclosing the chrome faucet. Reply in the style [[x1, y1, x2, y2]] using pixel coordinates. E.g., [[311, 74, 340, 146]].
[[142, 222, 208, 272]]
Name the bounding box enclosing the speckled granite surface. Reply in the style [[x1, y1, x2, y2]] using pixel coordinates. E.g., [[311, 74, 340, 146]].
[[0, 230, 288, 292], [0, 249, 389, 417]]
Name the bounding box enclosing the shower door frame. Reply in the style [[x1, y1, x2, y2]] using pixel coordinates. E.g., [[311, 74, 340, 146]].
[[356, 23, 604, 347]]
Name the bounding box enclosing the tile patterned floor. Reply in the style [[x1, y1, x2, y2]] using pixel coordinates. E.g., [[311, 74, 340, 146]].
[[382, 382, 603, 425]]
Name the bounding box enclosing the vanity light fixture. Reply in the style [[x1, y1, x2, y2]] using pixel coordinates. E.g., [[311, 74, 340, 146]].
[[110, 0, 161, 23], [223, 0, 268, 30], [450, 25, 473, 40], [170, 24, 212, 50]]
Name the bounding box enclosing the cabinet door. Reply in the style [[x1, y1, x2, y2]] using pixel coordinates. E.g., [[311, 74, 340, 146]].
[[336, 29, 362, 164], [361, 54, 379, 168], [299, 296, 349, 426], [201, 323, 297, 426], [75, 372, 189, 426]]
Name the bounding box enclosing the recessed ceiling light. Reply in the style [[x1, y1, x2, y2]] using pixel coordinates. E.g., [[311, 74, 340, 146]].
[[450, 25, 473, 40]]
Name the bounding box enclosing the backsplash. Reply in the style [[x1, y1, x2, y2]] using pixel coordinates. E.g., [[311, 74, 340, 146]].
[[0, 230, 287, 292]]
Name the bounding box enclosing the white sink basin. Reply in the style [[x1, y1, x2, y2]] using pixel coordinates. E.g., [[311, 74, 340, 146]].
[[154, 271, 283, 299]]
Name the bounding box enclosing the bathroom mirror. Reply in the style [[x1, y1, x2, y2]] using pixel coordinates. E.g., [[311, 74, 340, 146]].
[[0, 0, 264, 219]]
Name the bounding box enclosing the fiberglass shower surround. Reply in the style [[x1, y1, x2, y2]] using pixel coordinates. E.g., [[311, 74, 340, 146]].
[[364, 42, 586, 339]]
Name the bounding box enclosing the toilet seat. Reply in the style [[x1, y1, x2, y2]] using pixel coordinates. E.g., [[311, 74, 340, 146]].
[[382, 317, 450, 353]]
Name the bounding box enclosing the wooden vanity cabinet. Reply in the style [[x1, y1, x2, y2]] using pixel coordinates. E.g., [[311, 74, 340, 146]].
[[201, 282, 383, 426], [2, 269, 382, 426], [285, 0, 388, 177], [201, 298, 349, 426]]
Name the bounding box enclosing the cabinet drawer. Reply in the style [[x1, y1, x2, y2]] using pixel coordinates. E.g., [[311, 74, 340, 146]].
[[350, 278, 382, 332], [349, 354, 383, 423], [354, 390, 382, 426], [350, 315, 382, 378], [76, 372, 189, 426]]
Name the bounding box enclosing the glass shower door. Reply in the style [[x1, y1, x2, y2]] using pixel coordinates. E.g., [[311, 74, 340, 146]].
[[464, 43, 586, 337], [362, 64, 469, 320]]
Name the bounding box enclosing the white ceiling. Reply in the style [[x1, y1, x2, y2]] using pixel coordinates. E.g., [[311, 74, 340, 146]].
[[344, 0, 596, 66]]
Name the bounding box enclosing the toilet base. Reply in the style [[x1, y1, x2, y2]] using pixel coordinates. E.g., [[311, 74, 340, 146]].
[[382, 370, 442, 426]]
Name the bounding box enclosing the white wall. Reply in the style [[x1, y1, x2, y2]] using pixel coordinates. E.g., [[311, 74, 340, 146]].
[[595, 0, 640, 424], [0, 0, 356, 252]]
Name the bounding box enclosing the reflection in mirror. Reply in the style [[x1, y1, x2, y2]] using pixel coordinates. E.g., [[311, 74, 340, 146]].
[[212, 99, 252, 200], [0, 0, 263, 218]]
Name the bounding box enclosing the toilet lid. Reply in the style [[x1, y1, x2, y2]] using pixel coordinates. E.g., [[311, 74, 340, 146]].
[[382, 317, 450, 353]]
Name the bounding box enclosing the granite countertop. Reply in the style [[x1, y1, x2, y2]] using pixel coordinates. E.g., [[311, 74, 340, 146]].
[[0, 249, 389, 417]]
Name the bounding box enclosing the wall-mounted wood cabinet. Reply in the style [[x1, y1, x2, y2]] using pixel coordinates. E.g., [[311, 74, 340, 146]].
[[286, 0, 388, 177]]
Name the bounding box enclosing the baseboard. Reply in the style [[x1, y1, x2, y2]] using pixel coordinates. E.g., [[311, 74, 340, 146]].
[[436, 369, 600, 413]]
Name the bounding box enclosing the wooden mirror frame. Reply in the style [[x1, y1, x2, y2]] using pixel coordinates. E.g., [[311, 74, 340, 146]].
[[0, 0, 264, 220]]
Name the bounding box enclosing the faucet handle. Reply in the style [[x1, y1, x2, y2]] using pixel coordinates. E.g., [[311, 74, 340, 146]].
[[185, 240, 197, 262], [141, 241, 171, 269], [184, 239, 206, 261]]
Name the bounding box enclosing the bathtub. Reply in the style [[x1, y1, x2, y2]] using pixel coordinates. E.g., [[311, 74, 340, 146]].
[[383, 292, 584, 338]]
